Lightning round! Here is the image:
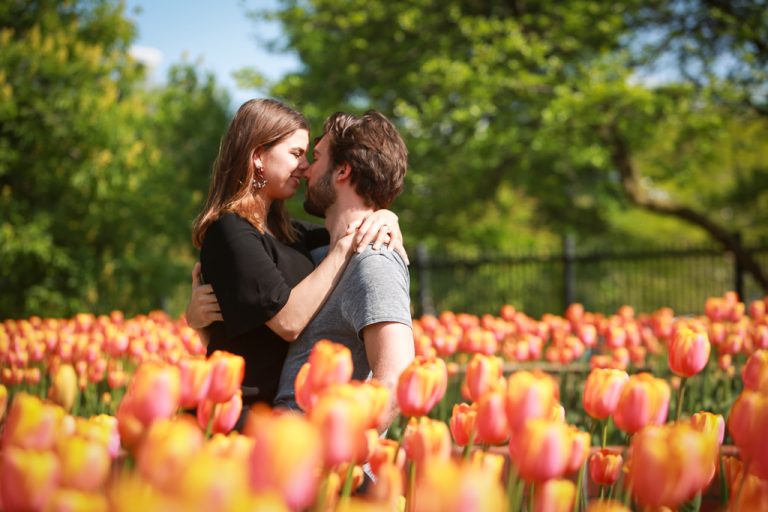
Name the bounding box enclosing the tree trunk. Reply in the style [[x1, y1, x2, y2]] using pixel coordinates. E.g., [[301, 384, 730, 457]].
[[605, 129, 768, 294]]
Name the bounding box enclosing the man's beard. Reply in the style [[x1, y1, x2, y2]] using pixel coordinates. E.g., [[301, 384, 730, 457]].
[[303, 167, 337, 218]]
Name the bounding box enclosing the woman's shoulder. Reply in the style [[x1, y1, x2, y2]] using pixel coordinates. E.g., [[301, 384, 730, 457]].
[[205, 213, 264, 244]]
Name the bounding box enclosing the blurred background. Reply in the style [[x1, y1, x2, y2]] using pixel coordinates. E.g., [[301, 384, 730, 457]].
[[1, 0, 766, 320]]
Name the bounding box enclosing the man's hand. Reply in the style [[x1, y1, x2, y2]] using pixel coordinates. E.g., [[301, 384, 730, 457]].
[[185, 262, 223, 329]]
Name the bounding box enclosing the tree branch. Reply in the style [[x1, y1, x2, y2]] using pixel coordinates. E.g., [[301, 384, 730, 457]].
[[605, 127, 768, 293]]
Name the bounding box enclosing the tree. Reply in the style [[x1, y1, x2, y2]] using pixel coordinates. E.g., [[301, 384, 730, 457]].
[[253, 0, 768, 291], [0, 1, 230, 318]]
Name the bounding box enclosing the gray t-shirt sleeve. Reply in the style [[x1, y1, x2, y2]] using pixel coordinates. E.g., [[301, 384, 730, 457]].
[[341, 250, 412, 340]]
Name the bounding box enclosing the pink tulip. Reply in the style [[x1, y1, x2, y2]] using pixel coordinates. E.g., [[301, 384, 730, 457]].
[[0, 446, 60, 511], [612, 373, 670, 434], [197, 390, 243, 435], [505, 370, 560, 432], [475, 386, 510, 445]]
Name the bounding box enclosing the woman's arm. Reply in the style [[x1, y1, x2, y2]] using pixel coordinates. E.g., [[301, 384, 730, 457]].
[[265, 232, 354, 341]]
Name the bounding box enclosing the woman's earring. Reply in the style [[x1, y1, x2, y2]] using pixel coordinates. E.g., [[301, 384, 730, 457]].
[[252, 167, 267, 190]]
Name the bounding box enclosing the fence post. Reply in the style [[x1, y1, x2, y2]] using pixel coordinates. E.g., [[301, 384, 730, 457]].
[[563, 235, 575, 312], [415, 243, 435, 317], [734, 232, 745, 299]]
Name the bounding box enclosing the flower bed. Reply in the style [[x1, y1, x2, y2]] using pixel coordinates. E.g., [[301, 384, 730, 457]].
[[0, 293, 766, 510]]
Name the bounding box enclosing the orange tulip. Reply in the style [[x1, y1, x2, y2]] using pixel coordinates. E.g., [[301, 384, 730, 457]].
[[56, 434, 111, 492], [586, 500, 631, 512], [412, 459, 506, 512], [308, 389, 369, 467], [75, 414, 120, 460], [403, 416, 452, 469], [174, 451, 251, 512], [508, 418, 572, 483], [627, 423, 718, 508], [534, 479, 575, 512], [505, 370, 560, 432], [566, 427, 591, 473], [449, 402, 477, 447], [468, 450, 506, 484], [197, 389, 243, 435], [0, 446, 59, 511], [368, 438, 406, 477], [462, 353, 504, 402], [46, 489, 109, 512], [48, 363, 79, 412], [612, 373, 670, 434], [177, 356, 212, 409], [728, 390, 768, 480], [589, 448, 623, 485], [582, 368, 629, 420], [728, 469, 768, 511], [742, 349, 768, 393], [206, 350, 245, 403], [367, 462, 404, 507], [2, 392, 65, 450], [305, 339, 354, 393], [668, 327, 711, 377], [396, 356, 448, 417], [689, 411, 725, 446], [475, 387, 510, 445], [136, 416, 205, 493], [124, 361, 181, 425], [246, 406, 323, 511]]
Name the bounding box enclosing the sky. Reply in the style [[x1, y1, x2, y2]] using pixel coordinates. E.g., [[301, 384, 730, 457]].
[[125, 0, 300, 108]]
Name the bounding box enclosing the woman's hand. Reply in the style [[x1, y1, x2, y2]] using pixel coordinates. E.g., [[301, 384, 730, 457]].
[[185, 262, 223, 329], [348, 209, 409, 265]]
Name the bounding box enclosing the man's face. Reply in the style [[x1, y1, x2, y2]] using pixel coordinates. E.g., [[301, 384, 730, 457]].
[[303, 135, 338, 217]]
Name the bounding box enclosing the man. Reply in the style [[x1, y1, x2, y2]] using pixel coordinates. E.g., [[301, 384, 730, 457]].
[[273, 110, 414, 429]]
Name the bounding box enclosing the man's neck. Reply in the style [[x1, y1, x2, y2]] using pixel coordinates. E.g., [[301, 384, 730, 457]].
[[325, 203, 375, 244]]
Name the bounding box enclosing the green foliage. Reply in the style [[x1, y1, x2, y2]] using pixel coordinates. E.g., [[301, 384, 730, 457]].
[[0, 1, 230, 318]]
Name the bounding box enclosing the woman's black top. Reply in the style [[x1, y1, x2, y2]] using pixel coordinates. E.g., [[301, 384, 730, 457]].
[[200, 213, 329, 405]]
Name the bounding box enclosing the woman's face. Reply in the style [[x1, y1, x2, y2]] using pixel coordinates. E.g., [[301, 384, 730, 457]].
[[258, 129, 310, 201]]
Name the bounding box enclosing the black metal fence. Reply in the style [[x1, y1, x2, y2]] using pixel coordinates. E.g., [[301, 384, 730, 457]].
[[410, 239, 768, 318]]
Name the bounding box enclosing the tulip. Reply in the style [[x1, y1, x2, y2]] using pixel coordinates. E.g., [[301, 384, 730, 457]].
[[204, 432, 255, 465], [550, 403, 566, 422], [566, 427, 591, 474], [174, 451, 251, 512], [449, 402, 477, 447], [412, 459, 506, 512], [689, 411, 725, 446], [0, 446, 60, 511], [107, 472, 177, 512], [627, 423, 718, 508], [3, 392, 65, 450], [742, 349, 768, 393], [582, 368, 629, 420], [136, 416, 205, 493], [206, 350, 245, 403], [76, 414, 120, 460], [246, 406, 323, 511], [294, 362, 313, 412], [197, 389, 243, 436], [586, 500, 631, 512], [56, 434, 111, 492], [46, 489, 109, 512], [367, 462, 404, 507], [48, 363, 79, 412], [305, 339, 354, 393], [505, 370, 560, 432], [612, 373, 670, 435], [589, 448, 623, 486], [396, 356, 448, 417], [469, 450, 506, 483], [475, 387, 510, 445], [508, 418, 571, 483], [368, 438, 406, 477], [403, 416, 452, 469], [729, 469, 768, 511], [668, 327, 711, 377], [534, 479, 575, 512], [124, 361, 181, 425], [462, 353, 504, 402], [309, 390, 369, 467], [178, 356, 212, 409], [728, 390, 768, 480]]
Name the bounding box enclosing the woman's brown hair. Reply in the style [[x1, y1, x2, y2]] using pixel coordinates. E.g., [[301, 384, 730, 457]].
[[192, 99, 309, 248]]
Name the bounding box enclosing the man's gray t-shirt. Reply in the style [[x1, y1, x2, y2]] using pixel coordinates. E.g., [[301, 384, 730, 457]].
[[274, 246, 412, 410]]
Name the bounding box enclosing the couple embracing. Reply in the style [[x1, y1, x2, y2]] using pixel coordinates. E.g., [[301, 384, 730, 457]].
[[186, 99, 415, 432]]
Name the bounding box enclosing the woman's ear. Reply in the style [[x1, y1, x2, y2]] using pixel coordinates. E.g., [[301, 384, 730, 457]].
[[252, 149, 264, 170]]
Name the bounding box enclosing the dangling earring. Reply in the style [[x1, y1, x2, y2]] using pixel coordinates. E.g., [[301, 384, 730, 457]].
[[252, 167, 267, 190]]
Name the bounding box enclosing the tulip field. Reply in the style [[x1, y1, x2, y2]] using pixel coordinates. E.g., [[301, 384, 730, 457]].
[[1, 293, 767, 511]]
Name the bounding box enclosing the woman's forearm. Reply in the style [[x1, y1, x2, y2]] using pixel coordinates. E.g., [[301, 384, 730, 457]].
[[265, 241, 350, 341]]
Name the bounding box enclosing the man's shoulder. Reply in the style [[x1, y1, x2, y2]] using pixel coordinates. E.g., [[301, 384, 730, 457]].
[[350, 246, 409, 273]]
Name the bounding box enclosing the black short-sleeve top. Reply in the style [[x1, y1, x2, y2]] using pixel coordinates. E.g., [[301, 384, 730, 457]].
[[200, 213, 329, 405]]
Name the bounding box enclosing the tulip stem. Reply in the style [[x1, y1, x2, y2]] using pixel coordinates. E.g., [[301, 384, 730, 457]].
[[462, 429, 476, 461], [675, 376, 688, 421], [572, 462, 585, 512], [529, 482, 535, 511], [407, 461, 416, 512], [720, 456, 729, 505], [312, 473, 329, 512], [506, 464, 523, 512], [340, 463, 356, 500], [205, 403, 217, 438], [601, 419, 609, 449]]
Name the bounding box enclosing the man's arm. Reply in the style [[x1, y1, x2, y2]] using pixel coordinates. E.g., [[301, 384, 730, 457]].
[[363, 321, 415, 432]]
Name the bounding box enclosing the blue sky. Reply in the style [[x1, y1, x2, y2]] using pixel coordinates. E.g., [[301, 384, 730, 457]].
[[125, 0, 300, 108]]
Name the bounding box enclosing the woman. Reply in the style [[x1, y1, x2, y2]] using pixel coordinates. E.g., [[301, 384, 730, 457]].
[[189, 99, 403, 406]]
